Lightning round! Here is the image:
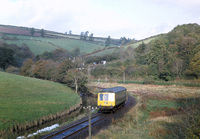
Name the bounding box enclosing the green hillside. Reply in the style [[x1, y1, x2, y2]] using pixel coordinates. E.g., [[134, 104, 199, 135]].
[[0, 25, 119, 56], [1, 34, 107, 55], [122, 35, 161, 49], [90, 24, 200, 81], [0, 71, 80, 136]]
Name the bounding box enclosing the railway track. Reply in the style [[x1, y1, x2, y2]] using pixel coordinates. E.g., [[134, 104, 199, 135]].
[[42, 95, 136, 139], [42, 112, 110, 139]]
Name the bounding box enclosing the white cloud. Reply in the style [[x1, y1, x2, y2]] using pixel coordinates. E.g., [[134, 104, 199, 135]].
[[0, 0, 200, 39]]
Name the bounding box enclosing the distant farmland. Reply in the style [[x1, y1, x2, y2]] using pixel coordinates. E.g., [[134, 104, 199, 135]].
[[0, 25, 119, 55], [0, 25, 41, 36], [3, 34, 107, 55]]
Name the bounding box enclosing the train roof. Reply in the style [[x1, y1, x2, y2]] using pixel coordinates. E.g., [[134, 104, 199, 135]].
[[100, 87, 126, 93]]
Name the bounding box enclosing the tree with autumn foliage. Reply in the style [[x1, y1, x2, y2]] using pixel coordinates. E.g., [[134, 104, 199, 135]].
[[63, 69, 87, 93], [32, 60, 58, 80], [56, 60, 75, 83], [20, 59, 34, 76]]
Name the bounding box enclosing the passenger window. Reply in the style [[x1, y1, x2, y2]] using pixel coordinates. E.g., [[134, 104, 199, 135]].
[[104, 94, 108, 101], [99, 94, 103, 101]]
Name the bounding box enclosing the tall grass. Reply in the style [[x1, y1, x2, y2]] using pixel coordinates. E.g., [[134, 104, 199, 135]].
[[0, 71, 81, 136]]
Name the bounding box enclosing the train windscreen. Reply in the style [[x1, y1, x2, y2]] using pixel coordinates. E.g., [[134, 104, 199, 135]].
[[104, 94, 108, 101], [99, 94, 109, 101]]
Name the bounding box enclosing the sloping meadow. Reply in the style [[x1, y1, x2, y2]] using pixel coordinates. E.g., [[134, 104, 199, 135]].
[[0, 71, 81, 137]]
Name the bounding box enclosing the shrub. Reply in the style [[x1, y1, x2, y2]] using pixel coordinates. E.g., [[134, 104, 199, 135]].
[[142, 77, 155, 84], [185, 119, 200, 139], [6, 66, 19, 74]]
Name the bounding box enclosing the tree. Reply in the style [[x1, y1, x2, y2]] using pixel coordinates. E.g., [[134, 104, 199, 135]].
[[0, 47, 14, 69], [40, 29, 45, 37], [178, 37, 196, 64], [119, 37, 131, 45], [57, 60, 75, 83], [89, 33, 94, 41], [146, 40, 173, 80], [63, 69, 87, 93], [30, 28, 35, 36], [84, 31, 89, 40], [10, 43, 35, 67], [188, 51, 200, 78], [32, 60, 58, 80], [135, 42, 146, 53], [32, 60, 49, 79], [80, 32, 84, 40], [20, 59, 34, 76], [172, 58, 184, 78], [105, 36, 111, 47], [51, 48, 70, 61]]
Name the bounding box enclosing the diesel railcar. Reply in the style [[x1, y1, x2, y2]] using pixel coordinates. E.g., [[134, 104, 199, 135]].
[[97, 87, 127, 112]]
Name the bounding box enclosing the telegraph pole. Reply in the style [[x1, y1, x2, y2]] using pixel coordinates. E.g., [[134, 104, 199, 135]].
[[83, 106, 98, 139], [88, 106, 91, 139]]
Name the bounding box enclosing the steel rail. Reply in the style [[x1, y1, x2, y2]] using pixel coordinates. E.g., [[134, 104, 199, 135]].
[[42, 112, 105, 139], [62, 114, 109, 139]]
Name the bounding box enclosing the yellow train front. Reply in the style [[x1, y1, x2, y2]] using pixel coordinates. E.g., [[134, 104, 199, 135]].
[[97, 87, 127, 112]]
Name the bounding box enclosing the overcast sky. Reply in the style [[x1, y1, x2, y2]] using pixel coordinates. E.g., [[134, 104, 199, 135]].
[[0, 0, 200, 40]]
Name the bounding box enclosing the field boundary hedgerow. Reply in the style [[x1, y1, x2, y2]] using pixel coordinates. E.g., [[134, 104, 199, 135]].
[[117, 80, 200, 87]]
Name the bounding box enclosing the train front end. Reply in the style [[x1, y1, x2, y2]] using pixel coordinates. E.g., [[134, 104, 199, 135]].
[[97, 92, 115, 112]]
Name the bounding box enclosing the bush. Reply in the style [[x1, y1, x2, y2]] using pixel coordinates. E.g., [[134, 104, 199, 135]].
[[185, 119, 200, 139], [159, 68, 172, 81], [6, 66, 19, 74], [142, 77, 155, 84], [184, 69, 198, 79]]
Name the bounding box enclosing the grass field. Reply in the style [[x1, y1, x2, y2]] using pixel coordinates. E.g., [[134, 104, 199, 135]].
[[0, 71, 81, 137], [88, 82, 200, 139], [122, 37, 157, 49], [3, 35, 108, 55], [84, 47, 119, 57]]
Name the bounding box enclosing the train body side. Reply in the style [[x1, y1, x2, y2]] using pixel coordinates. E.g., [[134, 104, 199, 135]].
[[97, 87, 127, 112]]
